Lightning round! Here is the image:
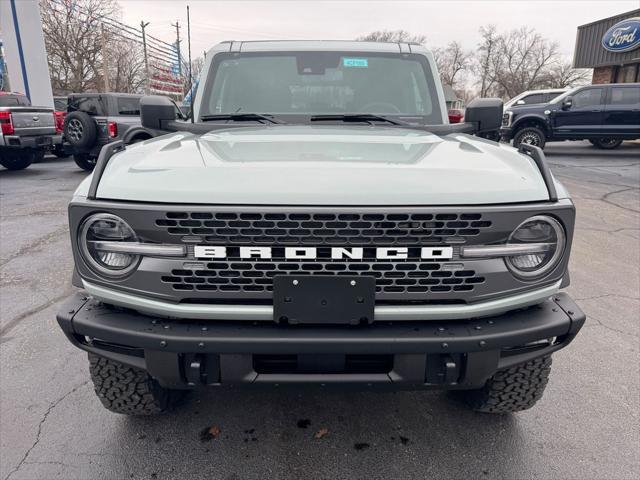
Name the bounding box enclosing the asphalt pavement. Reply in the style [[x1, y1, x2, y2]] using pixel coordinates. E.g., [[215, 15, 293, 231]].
[[1, 141, 639, 480]]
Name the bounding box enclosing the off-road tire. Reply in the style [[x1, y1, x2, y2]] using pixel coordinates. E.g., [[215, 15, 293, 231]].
[[589, 138, 623, 150], [513, 126, 546, 149], [0, 149, 35, 170], [64, 111, 97, 149], [88, 353, 171, 415], [457, 356, 552, 414], [73, 152, 97, 171]]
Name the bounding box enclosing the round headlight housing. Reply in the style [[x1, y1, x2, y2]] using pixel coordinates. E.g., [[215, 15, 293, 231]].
[[505, 215, 566, 280], [78, 213, 139, 277]]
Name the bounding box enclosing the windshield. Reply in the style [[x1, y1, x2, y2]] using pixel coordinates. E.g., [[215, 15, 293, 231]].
[[200, 52, 443, 123]]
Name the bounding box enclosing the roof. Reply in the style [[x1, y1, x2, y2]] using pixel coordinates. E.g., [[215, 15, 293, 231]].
[[208, 40, 430, 56]]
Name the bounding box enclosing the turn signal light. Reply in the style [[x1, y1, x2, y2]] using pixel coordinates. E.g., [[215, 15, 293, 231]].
[[108, 121, 118, 138]]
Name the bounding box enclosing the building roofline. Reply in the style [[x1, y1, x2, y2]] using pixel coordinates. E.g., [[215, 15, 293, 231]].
[[576, 8, 640, 29]]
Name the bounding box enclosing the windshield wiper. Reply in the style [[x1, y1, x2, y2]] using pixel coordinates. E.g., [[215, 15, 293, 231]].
[[310, 114, 413, 126], [200, 113, 284, 124]]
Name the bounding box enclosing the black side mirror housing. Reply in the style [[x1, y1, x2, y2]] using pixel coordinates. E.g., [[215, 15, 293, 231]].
[[562, 96, 573, 110], [464, 98, 503, 134], [140, 95, 178, 130]]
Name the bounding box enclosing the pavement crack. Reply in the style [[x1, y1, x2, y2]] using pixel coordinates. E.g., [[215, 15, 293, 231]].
[[586, 315, 639, 338], [0, 289, 75, 337], [3, 381, 89, 480], [599, 187, 640, 214], [0, 226, 69, 268]]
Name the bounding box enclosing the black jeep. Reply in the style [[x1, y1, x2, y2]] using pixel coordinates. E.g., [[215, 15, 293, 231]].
[[501, 83, 640, 149]]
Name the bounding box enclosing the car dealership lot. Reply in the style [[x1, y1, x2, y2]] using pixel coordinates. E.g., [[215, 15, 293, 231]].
[[1, 142, 638, 480]]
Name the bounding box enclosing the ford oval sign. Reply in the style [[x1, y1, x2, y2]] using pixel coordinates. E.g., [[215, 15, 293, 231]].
[[602, 17, 640, 53]]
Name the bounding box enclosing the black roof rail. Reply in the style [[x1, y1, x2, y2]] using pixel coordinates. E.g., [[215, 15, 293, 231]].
[[518, 143, 558, 202], [87, 141, 125, 200]]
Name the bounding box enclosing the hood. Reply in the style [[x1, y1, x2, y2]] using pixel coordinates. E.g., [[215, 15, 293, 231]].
[[93, 125, 552, 205]]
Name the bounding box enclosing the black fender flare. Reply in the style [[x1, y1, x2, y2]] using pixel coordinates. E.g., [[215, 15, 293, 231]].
[[511, 114, 552, 136], [122, 126, 155, 145]]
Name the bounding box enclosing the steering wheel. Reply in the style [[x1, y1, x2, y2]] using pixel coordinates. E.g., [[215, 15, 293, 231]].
[[358, 102, 402, 114]]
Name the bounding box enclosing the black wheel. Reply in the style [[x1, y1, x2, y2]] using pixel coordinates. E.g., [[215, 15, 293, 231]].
[[0, 149, 35, 170], [64, 111, 97, 149], [73, 152, 97, 171], [513, 127, 546, 149], [88, 353, 177, 415], [590, 138, 623, 150], [455, 356, 552, 414]]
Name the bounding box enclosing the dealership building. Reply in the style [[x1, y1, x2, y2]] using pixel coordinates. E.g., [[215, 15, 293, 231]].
[[573, 9, 640, 84]]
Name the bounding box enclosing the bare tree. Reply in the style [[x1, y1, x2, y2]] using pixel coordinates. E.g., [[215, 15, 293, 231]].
[[40, 0, 121, 94], [476, 25, 499, 97], [183, 56, 205, 94], [541, 61, 591, 88], [109, 38, 146, 93], [432, 41, 471, 88], [491, 27, 560, 98], [357, 30, 427, 44]]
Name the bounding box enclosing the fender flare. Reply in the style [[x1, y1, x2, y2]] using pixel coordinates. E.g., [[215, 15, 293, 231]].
[[122, 126, 154, 145], [511, 114, 552, 136]]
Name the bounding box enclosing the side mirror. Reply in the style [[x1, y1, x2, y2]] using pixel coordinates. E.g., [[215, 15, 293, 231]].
[[516, 99, 526, 105], [465, 98, 503, 134], [562, 96, 572, 110], [140, 95, 178, 130]]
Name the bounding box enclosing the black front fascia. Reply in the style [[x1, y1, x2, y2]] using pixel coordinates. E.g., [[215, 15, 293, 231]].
[[68, 199, 576, 306]]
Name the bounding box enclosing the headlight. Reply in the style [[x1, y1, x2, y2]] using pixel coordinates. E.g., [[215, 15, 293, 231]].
[[78, 213, 140, 277], [505, 215, 566, 280]]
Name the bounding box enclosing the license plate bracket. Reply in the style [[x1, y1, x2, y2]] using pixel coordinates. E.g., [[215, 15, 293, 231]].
[[273, 275, 375, 325]]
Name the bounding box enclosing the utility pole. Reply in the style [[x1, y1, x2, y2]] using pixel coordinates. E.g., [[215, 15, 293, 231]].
[[140, 21, 150, 94], [171, 20, 182, 77], [101, 23, 110, 92]]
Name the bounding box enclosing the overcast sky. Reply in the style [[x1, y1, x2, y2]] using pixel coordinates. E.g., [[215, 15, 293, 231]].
[[120, 0, 637, 60]]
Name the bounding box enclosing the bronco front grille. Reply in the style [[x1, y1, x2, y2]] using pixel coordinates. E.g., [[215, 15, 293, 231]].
[[155, 212, 492, 246], [161, 260, 485, 295]]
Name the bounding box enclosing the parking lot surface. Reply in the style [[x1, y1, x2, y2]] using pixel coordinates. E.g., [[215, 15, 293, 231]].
[[1, 141, 639, 480]]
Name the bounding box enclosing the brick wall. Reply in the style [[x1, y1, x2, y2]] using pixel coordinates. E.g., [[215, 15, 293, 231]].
[[592, 66, 614, 84]]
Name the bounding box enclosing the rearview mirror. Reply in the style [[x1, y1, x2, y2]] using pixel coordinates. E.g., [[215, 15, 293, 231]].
[[140, 95, 178, 130], [465, 98, 503, 134], [562, 96, 573, 110], [516, 99, 526, 105]]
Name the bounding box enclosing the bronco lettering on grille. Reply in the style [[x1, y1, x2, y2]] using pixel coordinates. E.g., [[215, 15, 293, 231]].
[[193, 246, 454, 260]]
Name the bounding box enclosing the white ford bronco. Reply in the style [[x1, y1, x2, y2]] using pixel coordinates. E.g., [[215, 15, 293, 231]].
[[57, 41, 584, 415]]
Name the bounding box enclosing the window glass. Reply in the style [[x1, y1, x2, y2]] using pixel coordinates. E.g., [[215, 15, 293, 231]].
[[0, 95, 30, 107], [202, 52, 441, 122], [68, 96, 107, 116], [522, 93, 545, 104], [572, 88, 603, 108], [610, 87, 640, 106], [116, 97, 141, 116], [54, 98, 68, 111]]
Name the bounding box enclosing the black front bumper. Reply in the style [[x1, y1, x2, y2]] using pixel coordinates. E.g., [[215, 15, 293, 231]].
[[57, 293, 584, 390]]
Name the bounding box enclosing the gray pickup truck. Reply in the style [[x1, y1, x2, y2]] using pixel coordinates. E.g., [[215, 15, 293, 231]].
[[57, 41, 585, 416], [0, 92, 62, 170]]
